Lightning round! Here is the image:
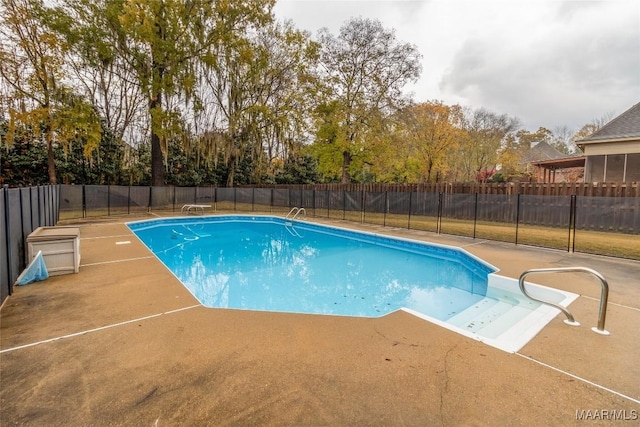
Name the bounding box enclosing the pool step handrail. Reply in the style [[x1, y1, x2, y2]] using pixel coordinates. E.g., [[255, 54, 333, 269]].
[[518, 267, 610, 335], [285, 207, 306, 221], [284, 223, 302, 238], [293, 207, 306, 220]]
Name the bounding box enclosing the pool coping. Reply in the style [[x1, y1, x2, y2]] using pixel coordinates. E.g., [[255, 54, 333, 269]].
[[126, 214, 580, 354]]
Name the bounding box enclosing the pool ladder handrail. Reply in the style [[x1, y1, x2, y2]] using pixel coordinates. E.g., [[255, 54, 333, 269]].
[[518, 267, 610, 335], [285, 207, 306, 221]]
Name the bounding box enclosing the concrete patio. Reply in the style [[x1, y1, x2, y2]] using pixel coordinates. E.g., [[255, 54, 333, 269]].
[[1, 214, 638, 426]]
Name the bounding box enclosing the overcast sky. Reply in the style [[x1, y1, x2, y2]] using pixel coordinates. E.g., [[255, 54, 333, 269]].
[[273, 0, 640, 133]]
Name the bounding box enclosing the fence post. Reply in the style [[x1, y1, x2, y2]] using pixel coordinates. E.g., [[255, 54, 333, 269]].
[[107, 185, 111, 216], [3, 185, 13, 296], [55, 184, 60, 224], [82, 184, 87, 218], [252, 188, 255, 212], [30, 187, 35, 230], [383, 191, 388, 227], [19, 186, 25, 238], [569, 194, 577, 253], [49, 185, 54, 225], [37, 185, 42, 225], [148, 186, 153, 213], [327, 189, 330, 218], [408, 191, 412, 230], [127, 186, 131, 215], [342, 190, 346, 221], [437, 192, 443, 234], [515, 193, 521, 245], [361, 190, 366, 224], [473, 192, 478, 239]]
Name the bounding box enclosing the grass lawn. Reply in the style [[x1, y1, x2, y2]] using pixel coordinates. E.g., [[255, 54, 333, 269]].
[[58, 207, 639, 260]]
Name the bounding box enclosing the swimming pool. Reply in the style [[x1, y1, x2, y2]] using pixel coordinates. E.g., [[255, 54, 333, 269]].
[[127, 215, 577, 352]]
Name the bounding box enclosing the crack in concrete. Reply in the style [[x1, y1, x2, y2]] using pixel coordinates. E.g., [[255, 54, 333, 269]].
[[439, 344, 458, 427]]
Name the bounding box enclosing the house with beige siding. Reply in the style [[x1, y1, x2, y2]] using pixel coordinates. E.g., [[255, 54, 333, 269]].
[[577, 102, 640, 183]]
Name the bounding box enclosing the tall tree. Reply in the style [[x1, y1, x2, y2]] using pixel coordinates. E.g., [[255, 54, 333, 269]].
[[202, 19, 317, 186], [573, 112, 613, 146], [58, 0, 275, 186], [456, 108, 519, 182], [397, 101, 463, 183], [0, 0, 101, 184], [315, 17, 421, 183]]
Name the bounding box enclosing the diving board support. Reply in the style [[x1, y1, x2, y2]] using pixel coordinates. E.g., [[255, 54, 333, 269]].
[[181, 204, 211, 214]]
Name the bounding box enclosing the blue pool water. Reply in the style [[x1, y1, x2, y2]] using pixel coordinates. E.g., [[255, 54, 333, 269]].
[[128, 216, 497, 320]]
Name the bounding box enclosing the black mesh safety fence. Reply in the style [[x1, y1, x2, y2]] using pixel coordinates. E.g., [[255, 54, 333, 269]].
[[409, 192, 439, 233], [314, 190, 329, 217], [2, 185, 59, 304], [573, 196, 640, 259], [328, 190, 344, 220], [215, 187, 235, 211], [272, 188, 290, 211], [440, 193, 476, 238], [475, 194, 519, 243], [341, 191, 362, 222], [386, 192, 411, 229], [150, 186, 172, 210], [253, 188, 273, 212], [363, 191, 386, 226], [517, 195, 572, 251], [4, 184, 639, 305], [235, 188, 254, 211]]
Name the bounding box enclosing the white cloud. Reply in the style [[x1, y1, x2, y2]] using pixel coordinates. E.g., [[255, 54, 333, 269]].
[[274, 0, 640, 131]]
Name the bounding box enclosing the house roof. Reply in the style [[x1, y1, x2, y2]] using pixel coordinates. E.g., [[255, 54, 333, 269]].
[[520, 141, 569, 164], [529, 156, 585, 169], [577, 102, 640, 144]]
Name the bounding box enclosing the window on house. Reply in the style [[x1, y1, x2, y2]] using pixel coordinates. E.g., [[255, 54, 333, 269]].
[[586, 155, 605, 182], [606, 154, 625, 182], [626, 153, 640, 182]]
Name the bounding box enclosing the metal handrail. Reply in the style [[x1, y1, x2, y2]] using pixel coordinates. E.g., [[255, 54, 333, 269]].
[[518, 267, 610, 335], [285, 207, 306, 221], [292, 207, 305, 220], [284, 223, 302, 238], [285, 207, 298, 220]]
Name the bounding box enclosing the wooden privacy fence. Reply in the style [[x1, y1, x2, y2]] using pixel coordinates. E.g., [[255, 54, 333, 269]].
[[247, 182, 639, 197]]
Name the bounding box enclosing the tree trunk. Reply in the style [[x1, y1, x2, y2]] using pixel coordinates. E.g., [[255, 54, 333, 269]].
[[150, 95, 165, 187], [150, 131, 164, 186], [342, 150, 352, 184], [45, 126, 57, 184], [226, 154, 236, 187]]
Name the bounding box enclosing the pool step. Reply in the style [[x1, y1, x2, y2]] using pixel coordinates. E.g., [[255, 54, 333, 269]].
[[446, 297, 500, 327], [473, 305, 534, 339], [447, 299, 522, 334]]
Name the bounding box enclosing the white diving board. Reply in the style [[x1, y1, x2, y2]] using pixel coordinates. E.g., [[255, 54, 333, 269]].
[[181, 204, 211, 214]]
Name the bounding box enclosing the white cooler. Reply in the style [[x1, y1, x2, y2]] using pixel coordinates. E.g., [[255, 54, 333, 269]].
[[27, 227, 80, 276]]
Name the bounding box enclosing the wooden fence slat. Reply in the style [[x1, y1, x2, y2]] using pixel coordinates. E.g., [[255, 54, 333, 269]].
[[245, 182, 638, 197]]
